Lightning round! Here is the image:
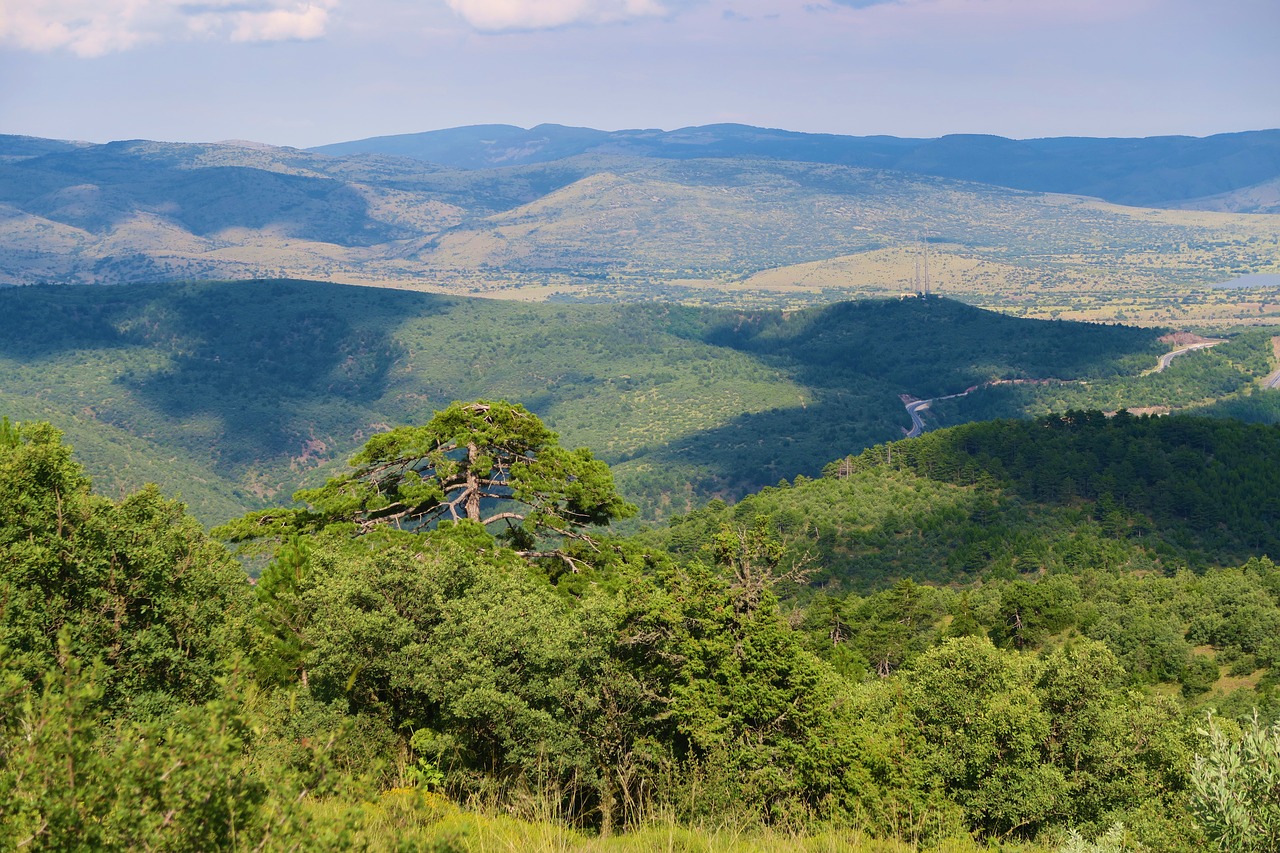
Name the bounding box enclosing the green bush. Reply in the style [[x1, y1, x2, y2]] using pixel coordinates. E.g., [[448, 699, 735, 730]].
[[1190, 712, 1280, 852]]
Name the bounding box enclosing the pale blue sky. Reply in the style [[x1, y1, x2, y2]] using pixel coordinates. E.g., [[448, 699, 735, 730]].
[[1, 0, 1276, 147]]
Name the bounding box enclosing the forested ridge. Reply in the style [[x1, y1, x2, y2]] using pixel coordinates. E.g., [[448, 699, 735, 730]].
[[815, 412, 1280, 568], [4, 404, 1280, 851], [9, 281, 1276, 536], [2, 282, 1194, 526]]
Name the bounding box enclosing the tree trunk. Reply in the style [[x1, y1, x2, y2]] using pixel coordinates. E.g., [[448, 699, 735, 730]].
[[465, 442, 481, 522], [598, 767, 615, 838]]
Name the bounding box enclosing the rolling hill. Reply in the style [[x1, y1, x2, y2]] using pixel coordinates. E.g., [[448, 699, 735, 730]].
[[2, 280, 1274, 526], [2, 133, 1278, 323], [311, 123, 1280, 211]]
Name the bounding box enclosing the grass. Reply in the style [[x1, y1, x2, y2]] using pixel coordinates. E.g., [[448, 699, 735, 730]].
[[312, 789, 1052, 853]]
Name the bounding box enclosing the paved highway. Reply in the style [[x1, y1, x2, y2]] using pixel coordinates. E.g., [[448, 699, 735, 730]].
[[901, 391, 973, 438], [899, 338, 1247, 439], [903, 399, 930, 438], [1151, 340, 1225, 374]]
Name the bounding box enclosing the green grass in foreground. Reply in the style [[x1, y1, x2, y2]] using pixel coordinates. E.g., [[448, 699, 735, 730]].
[[324, 790, 1051, 852]]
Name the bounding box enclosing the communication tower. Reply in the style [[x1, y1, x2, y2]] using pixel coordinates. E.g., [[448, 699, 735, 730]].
[[913, 232, 932, 296]]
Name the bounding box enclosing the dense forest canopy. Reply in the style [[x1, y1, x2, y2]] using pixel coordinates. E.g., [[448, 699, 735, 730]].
[[13, 280, 1278, 532], [4, 406, 1280, 851]]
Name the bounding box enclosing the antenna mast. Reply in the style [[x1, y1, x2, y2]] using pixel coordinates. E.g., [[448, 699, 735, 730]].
[[913, 232, 932, 296]]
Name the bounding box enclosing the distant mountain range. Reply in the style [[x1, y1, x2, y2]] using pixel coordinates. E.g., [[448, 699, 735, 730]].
[[1, 125, 1277, 307], [311, 123, 1280, 211]]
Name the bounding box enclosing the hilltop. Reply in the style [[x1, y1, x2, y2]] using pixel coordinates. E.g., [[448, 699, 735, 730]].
[[312, 123, 1280, 212]]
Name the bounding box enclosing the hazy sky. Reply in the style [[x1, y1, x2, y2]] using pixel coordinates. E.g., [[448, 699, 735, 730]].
[[2, 0, 1276, 147]]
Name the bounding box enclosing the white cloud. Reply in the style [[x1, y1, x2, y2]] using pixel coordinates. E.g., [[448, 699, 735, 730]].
[[443, 0, 668, 31], [229, 4, 331, 41], [0, 0, 335, 57]]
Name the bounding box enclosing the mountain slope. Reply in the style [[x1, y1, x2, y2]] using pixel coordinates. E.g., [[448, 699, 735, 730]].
[[3, 133, 1279, 321], [6, 281, 1272, 527], [1173, 175, 1280, 215], [311, 123, 1280, 210]]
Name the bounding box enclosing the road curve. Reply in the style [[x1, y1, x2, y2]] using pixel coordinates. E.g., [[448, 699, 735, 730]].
[[1266, 336, 1280, 389], [1150, 339, 1226, 374], [903, 398, 930, 438], [899, 339, 1233, 438], [901, 390, 973, 438]]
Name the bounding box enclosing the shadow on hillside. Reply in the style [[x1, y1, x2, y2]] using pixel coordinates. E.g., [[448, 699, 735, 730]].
[[621, 390, 909, 514], [0, 280, 458, 473], [0, 285, 133, 356], [119, 281, 459, 469], [619, 297, 1164, 515], [3, 145, 405, 246], [703, 297, 1163, 399]]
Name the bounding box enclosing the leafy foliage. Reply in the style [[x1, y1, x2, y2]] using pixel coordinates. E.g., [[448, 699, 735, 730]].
[[0, 423, 355, 850], [835, 411, 1280, 564], [1191, 712, 1280, 852], [0, 419, 250, 714], [219, 401, 634, 571], [5, 412, 1280, 849]]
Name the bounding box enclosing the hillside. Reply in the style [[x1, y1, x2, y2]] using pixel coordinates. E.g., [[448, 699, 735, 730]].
[[921, 327, 1278, 431], [3, 134, 1279, 323], [4, 280, 1277, 526], [6, 391, 1280, 852], [312, 123, 1280, 211], [647, 413, 1280, 594]]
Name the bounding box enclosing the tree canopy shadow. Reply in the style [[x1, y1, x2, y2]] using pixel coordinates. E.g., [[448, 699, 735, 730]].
[[0, 280, 456, 474], [702, 296, 1164, 399], [0, 145, 407, 246], [618, 297, 1165, 517]]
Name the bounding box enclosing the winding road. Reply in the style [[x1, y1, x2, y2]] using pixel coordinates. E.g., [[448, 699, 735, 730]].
[[901, 390, 975, 439], [902, 398, 929, 438], [1147, 339, 1226, 375], [899, 338, 1236, 439], [1266, 336, 1280, 389]]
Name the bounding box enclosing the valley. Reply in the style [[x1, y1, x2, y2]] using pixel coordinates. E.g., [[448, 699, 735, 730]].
[[3, 129, 1279, 326], [6, 0, 1280, 837], [5, 124, 1280, 852]]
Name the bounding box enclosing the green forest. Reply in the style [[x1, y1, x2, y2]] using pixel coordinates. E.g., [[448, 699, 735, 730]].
[[4, 401, 1280, 851], [929, 331, 1277, 429], [10, 280, 1274, 531]]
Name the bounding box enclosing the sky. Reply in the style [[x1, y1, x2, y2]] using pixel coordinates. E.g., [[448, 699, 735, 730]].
[[1, 0, 1276, 147]]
